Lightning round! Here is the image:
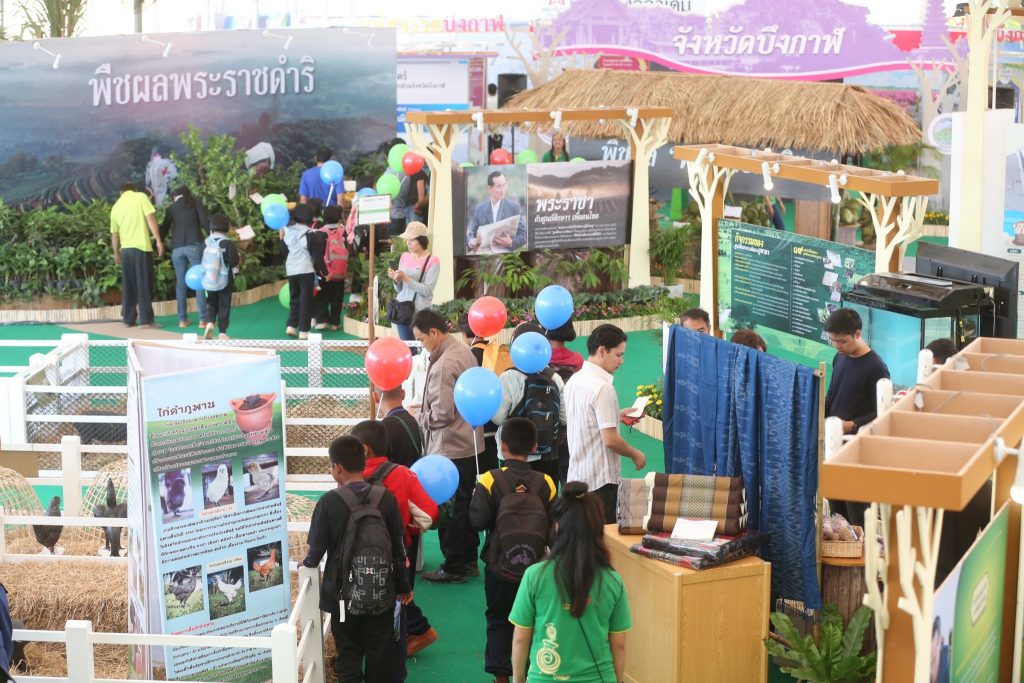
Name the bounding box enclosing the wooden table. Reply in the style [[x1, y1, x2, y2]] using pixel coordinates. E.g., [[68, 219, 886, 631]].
[[606, 527, 771, 683]]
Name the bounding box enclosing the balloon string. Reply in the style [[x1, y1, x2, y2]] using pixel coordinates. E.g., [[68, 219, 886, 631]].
[[472, 430, 480, 480], [326, 183, 335, 207]]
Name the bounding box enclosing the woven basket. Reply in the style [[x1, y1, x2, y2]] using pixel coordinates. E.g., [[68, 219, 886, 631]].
[[822, 526, 864, 558]]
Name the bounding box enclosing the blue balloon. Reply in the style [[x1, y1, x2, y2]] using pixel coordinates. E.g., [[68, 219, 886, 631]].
[[184, 264, 205, 291], [320, 160, 344, 185], [535, 285, 574, 330], [357, 187, 376, 197], [510, 331, 552, 374], [263, 203, 289, 230], [454, 367, 503, 428], [410, 454, 459, 504]]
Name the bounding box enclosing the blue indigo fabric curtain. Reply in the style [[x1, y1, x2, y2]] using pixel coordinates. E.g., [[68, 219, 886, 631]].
[[663, 325, 821, 610]]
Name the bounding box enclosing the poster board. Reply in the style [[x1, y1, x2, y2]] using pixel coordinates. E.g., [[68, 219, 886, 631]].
[[932, 502, 1009, 683], [127, 341, 290, 682], [453, 160, 632, 256]]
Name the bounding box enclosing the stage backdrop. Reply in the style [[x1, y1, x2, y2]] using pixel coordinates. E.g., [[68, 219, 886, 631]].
[[0, 28, 397, 208], [453, 160, 632, 256]]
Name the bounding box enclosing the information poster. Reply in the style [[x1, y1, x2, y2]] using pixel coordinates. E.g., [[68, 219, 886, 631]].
[[718, 220, 874, 344], [128, 342, 290, 683], [454, 160, 631, 256], [932, 503, 1009, 683]]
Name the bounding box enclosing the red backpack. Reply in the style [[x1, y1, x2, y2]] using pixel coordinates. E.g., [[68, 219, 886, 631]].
[[322, 224, 349, 281]]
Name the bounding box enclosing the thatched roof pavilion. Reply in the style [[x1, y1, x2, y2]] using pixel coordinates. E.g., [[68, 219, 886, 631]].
[[506, 69, 922, 155]]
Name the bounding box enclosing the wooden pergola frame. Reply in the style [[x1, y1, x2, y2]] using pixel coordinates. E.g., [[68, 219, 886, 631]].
[[405, 106, 673, 303], [672, 144, 940, 336]]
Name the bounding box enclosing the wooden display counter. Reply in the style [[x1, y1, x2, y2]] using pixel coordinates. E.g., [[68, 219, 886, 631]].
[[606, 527, 771, 682]]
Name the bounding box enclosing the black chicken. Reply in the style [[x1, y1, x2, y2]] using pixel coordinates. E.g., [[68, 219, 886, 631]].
[[164, 471, 187, 517], [93, 478, 127, 557], [168, 569, 199, 607], [32, 496, 63, 554]]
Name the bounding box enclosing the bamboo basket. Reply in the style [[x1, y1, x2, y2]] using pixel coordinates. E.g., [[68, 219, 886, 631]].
[[822, 525, 864, 558]]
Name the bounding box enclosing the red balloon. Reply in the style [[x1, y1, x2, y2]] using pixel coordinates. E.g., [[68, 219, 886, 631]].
[[402, 152, 425, 175], [489, 148, 513, 165], [365, 337, 413, 391], [468, 296, 507, 338]]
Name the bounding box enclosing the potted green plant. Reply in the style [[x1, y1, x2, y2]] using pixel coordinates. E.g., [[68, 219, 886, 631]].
[[650, 222, 697, 286], [763, 604, 876, 683]]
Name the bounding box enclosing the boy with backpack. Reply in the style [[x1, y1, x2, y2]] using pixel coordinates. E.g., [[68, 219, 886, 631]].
[[492, 323, 567, 483], [314, 205, 348, 331], [302, 435, 412, 683], [470, 417, 556, 683], [201, 214, 240, 340], [280, 203, 327, 340], [351, 420, 439, 670]]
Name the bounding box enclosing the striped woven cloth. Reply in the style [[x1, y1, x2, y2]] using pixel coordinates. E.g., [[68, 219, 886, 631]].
[[643, 472, 748, 536], [617, 478, 649, 535]]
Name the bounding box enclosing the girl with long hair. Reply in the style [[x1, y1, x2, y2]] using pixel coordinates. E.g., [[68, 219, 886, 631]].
[[508, 482, 631, 683], [542, 132, 569, 163]]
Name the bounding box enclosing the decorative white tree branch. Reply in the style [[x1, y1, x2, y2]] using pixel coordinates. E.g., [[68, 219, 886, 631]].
[[855, 192, 928, 272], [895, 505, 944, 683], [688, 151, 734, 321], [863, 502, 891, 683], [503, 22, 572, 89]]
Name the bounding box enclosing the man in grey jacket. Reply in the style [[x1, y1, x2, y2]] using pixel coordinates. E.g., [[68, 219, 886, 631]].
[[411, 309, 491, 583]]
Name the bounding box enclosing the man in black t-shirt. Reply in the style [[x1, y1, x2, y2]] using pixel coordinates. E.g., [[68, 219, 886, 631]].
[[824, 308, 890, 434], [824, 308, 889, 528]]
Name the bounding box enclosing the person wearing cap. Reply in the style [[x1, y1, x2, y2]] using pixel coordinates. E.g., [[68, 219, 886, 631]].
[[388, 222, 441, 341]]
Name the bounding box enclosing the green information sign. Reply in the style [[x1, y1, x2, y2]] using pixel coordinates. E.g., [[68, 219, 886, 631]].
[[717, 220, 875, 345], [933, 502, 1009, 683]]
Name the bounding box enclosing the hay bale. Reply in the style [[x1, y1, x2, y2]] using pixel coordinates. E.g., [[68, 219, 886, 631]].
[[5, 560, 127, 633], [286, 493, 316, 561]]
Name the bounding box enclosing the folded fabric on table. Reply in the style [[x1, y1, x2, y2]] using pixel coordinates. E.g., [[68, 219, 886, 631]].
[[617, 478, 649, 535], [644, 472, 748, 536], [629, 539, 763, 571], [641, 530, 768, 562]]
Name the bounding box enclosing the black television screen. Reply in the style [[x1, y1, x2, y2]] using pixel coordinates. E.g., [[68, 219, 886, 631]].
[[916, 242, 1019, 339]]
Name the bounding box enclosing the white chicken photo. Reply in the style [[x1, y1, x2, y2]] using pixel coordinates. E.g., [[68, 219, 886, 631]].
[[207, 566, 246, 620], [202, 462, 234, 510]]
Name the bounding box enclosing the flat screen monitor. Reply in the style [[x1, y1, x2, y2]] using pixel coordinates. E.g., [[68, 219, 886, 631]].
[[915, 242, 1019, 339]]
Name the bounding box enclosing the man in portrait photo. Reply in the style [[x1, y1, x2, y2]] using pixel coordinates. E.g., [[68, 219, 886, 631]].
[[466, 171, 527, 255]]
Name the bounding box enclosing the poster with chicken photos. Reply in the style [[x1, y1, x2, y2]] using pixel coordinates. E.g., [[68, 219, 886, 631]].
[[129, 342, 290, 683]]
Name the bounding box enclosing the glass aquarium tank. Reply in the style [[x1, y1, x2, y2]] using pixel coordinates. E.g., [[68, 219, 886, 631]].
[[843, 273, 984, 389]]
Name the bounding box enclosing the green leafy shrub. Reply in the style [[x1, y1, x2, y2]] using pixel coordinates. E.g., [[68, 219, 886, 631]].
[[764, 604, 876, 683]]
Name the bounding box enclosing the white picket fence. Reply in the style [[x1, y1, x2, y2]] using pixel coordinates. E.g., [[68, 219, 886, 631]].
[[8, 565, 327, 683]]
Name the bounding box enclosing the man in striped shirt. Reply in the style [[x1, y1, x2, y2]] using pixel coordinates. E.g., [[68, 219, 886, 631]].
[[564, 324, 647, 523]]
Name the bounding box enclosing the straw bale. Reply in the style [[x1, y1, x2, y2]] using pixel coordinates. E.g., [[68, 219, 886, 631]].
[[4, 560, 127, 633], [287, 492, 316, 561], [505, 69, 922, 154]]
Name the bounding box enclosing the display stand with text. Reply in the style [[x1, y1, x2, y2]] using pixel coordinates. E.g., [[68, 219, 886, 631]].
[[126, 341, 291, 682]]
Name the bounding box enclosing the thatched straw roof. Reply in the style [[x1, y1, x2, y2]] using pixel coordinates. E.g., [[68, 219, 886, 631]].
[[506, 69, 922, 154]]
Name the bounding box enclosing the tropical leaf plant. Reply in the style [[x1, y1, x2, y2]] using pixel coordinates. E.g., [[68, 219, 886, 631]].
[[763, 604, 876, 683], [17, 0, 88, 38]]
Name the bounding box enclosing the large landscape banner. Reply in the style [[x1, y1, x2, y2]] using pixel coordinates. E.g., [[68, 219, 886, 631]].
[[0, 28, 397, 208]]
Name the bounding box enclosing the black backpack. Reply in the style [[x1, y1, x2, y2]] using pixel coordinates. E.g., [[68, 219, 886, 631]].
[[510, 368, 561, 462], [332, 484, 395, 616], [488, 468, 551, 582]]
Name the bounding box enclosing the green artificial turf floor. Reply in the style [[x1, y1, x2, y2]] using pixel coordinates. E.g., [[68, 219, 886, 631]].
[[2, 299, 789, 682]]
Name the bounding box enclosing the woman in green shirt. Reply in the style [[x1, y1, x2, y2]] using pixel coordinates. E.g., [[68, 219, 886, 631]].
[[509, 482, 631, 683], [542, 132, 570, 163]]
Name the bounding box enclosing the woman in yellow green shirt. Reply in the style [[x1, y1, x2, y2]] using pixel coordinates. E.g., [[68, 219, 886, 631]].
[[542, 132, 570, 163], [509, 482, 631, 683]]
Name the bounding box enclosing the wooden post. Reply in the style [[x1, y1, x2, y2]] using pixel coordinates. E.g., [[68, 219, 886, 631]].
[[65, 620, 95, 683], [368, 223, 378, 419], [706, 167, 726, 338], [816, 362, 827, 587], [61, 435, 83, 516]]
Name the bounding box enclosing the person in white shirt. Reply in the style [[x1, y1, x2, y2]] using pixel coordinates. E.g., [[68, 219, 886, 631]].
[[564, 324, 646, 523]]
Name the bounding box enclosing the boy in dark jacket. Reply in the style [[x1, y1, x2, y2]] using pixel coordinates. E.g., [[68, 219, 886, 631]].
[[303, 436, 412, 683], [203, 214, 240, 340], [470, 418, 555, 683]]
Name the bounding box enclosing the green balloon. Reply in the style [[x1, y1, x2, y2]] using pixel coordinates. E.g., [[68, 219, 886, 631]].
[[516, 149, 538, 164], [387, 144, 409, 174], [376, 173, 401, 198], [278, 285, 290, 309], [264, 193, 287, 207], [460, 162, 474, 168], [570, 157, 586, 163]]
